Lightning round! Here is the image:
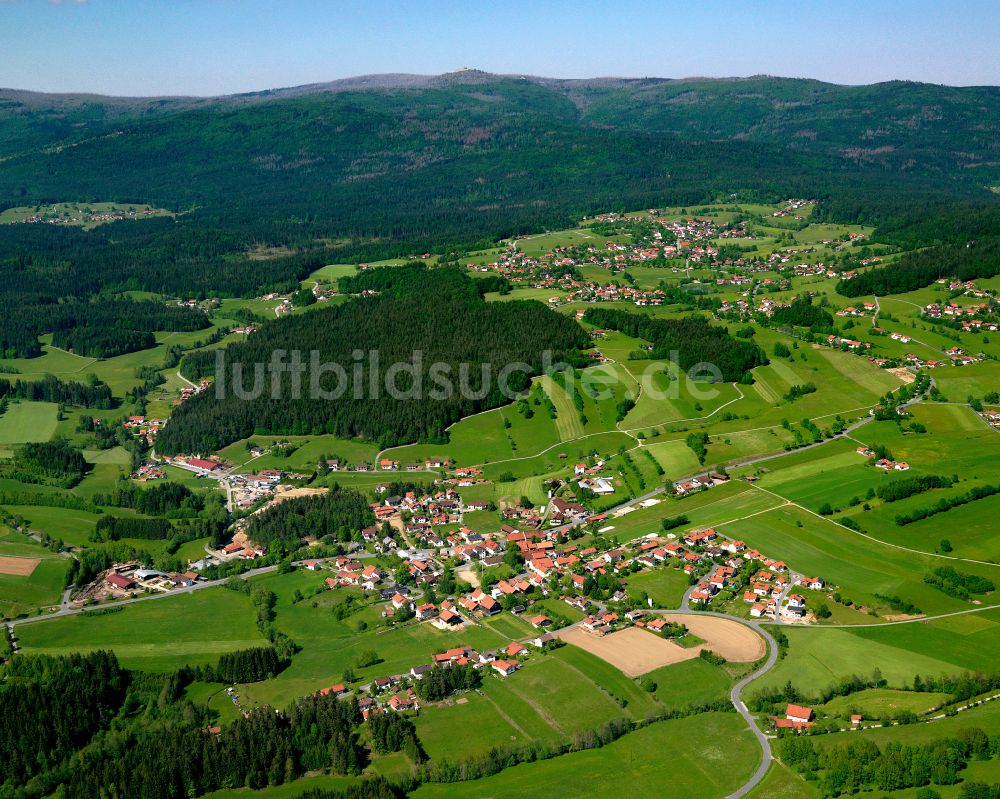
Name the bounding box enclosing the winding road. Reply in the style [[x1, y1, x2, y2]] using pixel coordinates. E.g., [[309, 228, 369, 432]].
[[658, 585, 1000, 797]]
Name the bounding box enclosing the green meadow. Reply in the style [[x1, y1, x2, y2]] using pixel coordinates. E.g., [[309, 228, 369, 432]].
[[721, 501, 993, 617], [411, 712, 758, 799], [624, 565, 691, 608], [0, 555, 69, 618], [819, 687, 951, 720], [0, 400, 59, 445], [16, 587, 266, 670], [752, 609, 1000, 695]]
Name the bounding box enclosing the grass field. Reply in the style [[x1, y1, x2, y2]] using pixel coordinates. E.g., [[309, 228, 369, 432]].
[[752, 609, 1000, 696], [415, 690, 528, 761], [411, 712, 759, 799], [540, 375, 584, 440], [651, 658, 734, 710], [0, 555, 68, 618], [550, 644, 663, 720], [746, 762, 819, 799], [16, 587, 266, 670], [719, 496, 995, 617], [820, 687, 951, 720], [624, 565, 690, 608], [202, 775, 359, 799], [3, 505, 105, 547], [0, 401, 59, 444]]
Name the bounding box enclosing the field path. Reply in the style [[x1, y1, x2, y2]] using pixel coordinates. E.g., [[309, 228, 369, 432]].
[[503, 678, 565, 735], [620, 382, 745, 433], [745, 481, 1000, 569], [480, 691, 533, 739]]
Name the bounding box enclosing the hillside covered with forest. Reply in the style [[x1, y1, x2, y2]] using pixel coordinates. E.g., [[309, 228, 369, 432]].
[[1, 73, 999, 358]]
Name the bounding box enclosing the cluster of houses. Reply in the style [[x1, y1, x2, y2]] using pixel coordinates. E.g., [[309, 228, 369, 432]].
[[856, 447, 910, 471], [980, 409, 1000, 430], [924, 301, 997, 321], [923, 303, 998, 339], [885, 345, 979, 369], [755, 296, 788, 317], [944, 346, 982, 367], [563, 283, 668, 306], [174, 377, 212, 407], [824, 334, 869, 352], [898, 353, 945, 369], [321, 456, 450, 474], [369, 487, 468, 542], [13, 206, 166, 226], [772, 199, 813, 218], [836, 302, 876, 317], [470, 214, 755, 295], [230, 469, 285, 509], [123, 415, 163, 444], [130, 461, 165, 481], [672, 471, 730, 496], [220, 540, 267, 560], [659, 527, 827, 620], [789, 262, 837, 278], [313, 557, 387, 591], [325, 637, 554, 720]]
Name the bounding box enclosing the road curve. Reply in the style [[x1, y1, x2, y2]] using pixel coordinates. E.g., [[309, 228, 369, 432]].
[[656, 607, 780, 798]]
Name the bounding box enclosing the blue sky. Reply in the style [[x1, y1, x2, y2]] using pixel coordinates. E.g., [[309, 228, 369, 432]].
[[1, 0, 998, 96]]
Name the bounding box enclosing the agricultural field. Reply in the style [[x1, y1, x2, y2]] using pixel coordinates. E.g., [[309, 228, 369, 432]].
[[14, 587, 266, 670], [751, 608, 1000, 696], [0, 545, 69, 618], [411, 712, 759, 799], [0, 400, 59, 446]]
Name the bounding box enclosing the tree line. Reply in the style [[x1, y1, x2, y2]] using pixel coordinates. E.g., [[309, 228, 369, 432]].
[[0, 374, 113, 408], [582, 307, 766, 382], [876, 474, 953, 503], [93, 515, 173, 541], [191, 646, 287, 684], [780, 730, 995, 797], [92, 480, 205, 517], [838, 237, 1000, 298], [896, 483, 1000, 526], [9, 439, 89, 487], [769, 295, 835, 332]]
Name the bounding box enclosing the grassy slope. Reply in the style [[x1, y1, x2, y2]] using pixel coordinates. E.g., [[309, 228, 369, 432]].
[[15, 587, 266, 670], [411, 712, 758, 799]]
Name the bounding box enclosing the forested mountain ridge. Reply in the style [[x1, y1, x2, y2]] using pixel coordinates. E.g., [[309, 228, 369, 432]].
[[2, 73, 999, 230], [3, 72, 999, 179], [1, 72, 999, 358]]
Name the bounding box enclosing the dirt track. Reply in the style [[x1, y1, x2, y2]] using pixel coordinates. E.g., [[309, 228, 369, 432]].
[[0, 556, 40, 576]]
